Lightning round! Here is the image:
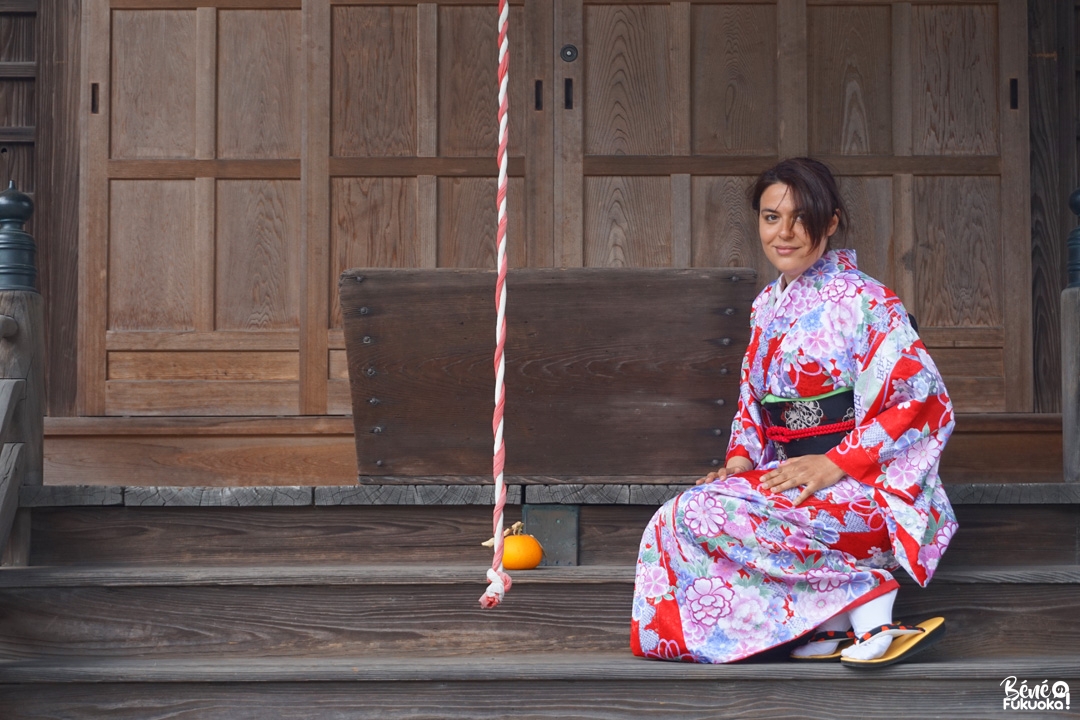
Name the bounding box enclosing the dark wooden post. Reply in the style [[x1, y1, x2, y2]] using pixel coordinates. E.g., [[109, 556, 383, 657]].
[[0, 181, 44, 562], [1064, 190, 1080, 482]]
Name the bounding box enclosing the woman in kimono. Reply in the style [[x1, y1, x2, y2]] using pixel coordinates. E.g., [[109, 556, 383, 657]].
[[631, 158, 956, 668]]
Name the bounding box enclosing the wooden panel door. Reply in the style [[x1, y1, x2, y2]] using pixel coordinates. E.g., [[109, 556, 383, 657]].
[[555, 0, 1030, 412], [78, 0, 547, 416]]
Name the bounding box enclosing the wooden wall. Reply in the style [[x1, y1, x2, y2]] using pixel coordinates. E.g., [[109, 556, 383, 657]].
[[72, 0, 1032, 420]]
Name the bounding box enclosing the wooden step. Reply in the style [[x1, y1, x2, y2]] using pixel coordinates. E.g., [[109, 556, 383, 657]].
[[23, 487, 1080, 567], [0, 565, 1076, 661], [1, 654, 1077, 719]]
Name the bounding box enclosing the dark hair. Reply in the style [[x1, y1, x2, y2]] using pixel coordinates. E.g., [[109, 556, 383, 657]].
[[749, 157, 846, 250]]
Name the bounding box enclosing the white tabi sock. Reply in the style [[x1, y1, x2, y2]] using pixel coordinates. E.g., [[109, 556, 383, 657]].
[[791, 611, 852, 657], [841, 588, 899, 661]]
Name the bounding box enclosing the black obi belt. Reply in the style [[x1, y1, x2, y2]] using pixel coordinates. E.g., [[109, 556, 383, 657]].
[[761, 389, 856, 462]]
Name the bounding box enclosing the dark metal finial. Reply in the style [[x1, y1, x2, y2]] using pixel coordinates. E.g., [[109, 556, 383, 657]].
[[1068, 189, 1080, 289], [0, 182, 37, 292]]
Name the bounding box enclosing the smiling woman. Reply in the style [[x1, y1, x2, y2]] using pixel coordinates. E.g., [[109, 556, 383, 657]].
[[631, 158, 955, 669]]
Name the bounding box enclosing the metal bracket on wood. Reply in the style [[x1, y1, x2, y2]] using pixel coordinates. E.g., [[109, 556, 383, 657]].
[[522, 503, 579, 566]]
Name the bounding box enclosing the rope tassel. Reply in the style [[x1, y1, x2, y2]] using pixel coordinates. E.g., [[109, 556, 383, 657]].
[[481, 0, 512, 609]]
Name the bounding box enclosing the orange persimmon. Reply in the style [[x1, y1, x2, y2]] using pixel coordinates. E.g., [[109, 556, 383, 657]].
[[482, 521, 544, 570]]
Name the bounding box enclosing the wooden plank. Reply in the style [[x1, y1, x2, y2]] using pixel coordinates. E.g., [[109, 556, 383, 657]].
[[0, 293, 44, 484], [554, 0, 583, 266], [940, 376, 1007, 413], [919, 326, 1005, 348], [417, 175, 437, 268], [104, 380, 299, 416], [106, 330, 298, 351], [1029, 0, 1074, 413], [331, 6, 416, 158], [808, 5, 891, 155], [0, 379, 26, 446], [108, 159, 301, 179], [1, 507, 30, 567], [218, 9, 301, 159], [192, 177, 215, 332], [777, 0, 808, 156], [300, 0, 330, 414], [329, 157, 525, 177], [107, 180, 197, 331], [692, 4, 776, 156], [1065, 288, 1080, 481], [947, 483, 1080, 504], [110, 0, 299, 7], [340, 268, 755, 477], [314, 485, 522, 505], [416, 4, 436, 157], [891, 2, 912, 156], [0, 62, 36, 79], [0, 128, 35, 143], [436, 177, 525, 268], [0, 0, 37, 11], [582, 155, 1001, 176], [44, 415, 354, 435], [0, 443, 25, 562], [891, 174, 915, 307], [930, 347, 1004, 378], [523, 0, 553, 267], [124, 486, 312, 507], [584, 177, 672, 267], [110, 9, 197, 160], [44, 432, 356, 485], [999, 0, 1032, 411], [107, 351, 299, 380], [670, 174, 690, 269], [951, 412, 1061, 433], [19, 485, 123, 507], [76, 0, 110, 414], [194, 7, 215, 160], [215, 180, 301, 330], [691, 176, 771, 285]]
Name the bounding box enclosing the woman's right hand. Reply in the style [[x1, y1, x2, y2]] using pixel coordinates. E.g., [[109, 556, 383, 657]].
[[695, 461, 752, 485]]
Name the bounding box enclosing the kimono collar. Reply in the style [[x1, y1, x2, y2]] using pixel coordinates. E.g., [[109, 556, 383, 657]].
[[771, 248, 858, 303]]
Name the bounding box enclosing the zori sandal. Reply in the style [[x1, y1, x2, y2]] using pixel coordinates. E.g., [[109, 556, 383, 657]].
[[789, 629, 856, 662], [840, 617, 946, 669]]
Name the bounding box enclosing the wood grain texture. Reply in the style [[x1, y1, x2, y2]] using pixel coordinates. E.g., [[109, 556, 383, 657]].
[[3, 668, 1078, 720], [912, 4, 998, 155], [29, 505, 517, 565], [0, 78, 35, 127], [0, 444, 25, 561], [1028, 0, 1071, 413], [107, 351, 299, 380], [777, 0, 807, 156], [1, 507, 29, 567], [330, 178, 418, 327], [891, 173, 915, 308], [1065, 289, 1080, 481], [76, 0, 109, 414], [106, 330, 298, 351], [19, 485, 123, 507], [331, 6, 416, 157], [0, 144, 34, 194], [808, 5, 891, 155], [436, 177, 525, 268], [831, 176, 892, 286], [315, 485, 521, 505], [217, 9, 301, 159], [554, 0, 584, 267], [668, 3, 689, 156], [584, 4, 671, 155], [691, 176, 771, 288], [891, 2, 912, 155], [215, 180, 301, 330], [108, 158, 301, 179], [194, 7, 215, 159], [691, 4, 776, 156], [584, 176, 671, 267], [522, 0, 553, 267], [0, 15, 34, 63], [340, 269, 754, 477], [110, 10, 196, 159], [107, 180, 197, 331], [44, 433, 356, 485], [438, 5, 526, 158], [105, 381, 298, 416], [0, 292, 44, 484], [914, 176, 1001, 328], [124, 485, 311, 506], [193, 176, 215, 331], [416, 4, 436, 157]]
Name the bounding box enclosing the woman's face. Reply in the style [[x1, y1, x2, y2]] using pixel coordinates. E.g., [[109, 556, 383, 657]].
[[757, 182, 838, 285]]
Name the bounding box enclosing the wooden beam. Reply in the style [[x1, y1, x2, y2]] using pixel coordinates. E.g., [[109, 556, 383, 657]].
[[0, 128, 35, 143], [0, 63, 36, 79], [0, 443, 25, 562], [0, 0, 37, 12]]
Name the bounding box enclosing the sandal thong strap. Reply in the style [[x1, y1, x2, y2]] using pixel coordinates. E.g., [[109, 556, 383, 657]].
[[807, 629, 856, 644], [854, 623, 924, 645]]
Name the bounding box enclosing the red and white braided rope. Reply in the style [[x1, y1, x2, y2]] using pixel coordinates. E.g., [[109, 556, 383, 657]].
[[480, 0, 512, 609]]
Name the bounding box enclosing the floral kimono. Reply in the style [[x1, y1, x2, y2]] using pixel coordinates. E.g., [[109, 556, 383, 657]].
[[631, 248, 957, 664]]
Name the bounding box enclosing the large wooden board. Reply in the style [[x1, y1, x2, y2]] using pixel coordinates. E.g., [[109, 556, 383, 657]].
[[340, 268, 755, 478]]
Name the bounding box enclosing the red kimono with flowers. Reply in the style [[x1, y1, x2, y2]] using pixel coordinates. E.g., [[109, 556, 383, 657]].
[[631, 249, 957, 663]]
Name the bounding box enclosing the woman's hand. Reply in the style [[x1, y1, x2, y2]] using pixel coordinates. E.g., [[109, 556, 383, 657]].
[[696, 459, 753, 485], [760, 454, 846, 506]]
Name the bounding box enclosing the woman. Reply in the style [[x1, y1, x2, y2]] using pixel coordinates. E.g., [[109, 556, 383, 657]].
[[630, 158, 956, 668]]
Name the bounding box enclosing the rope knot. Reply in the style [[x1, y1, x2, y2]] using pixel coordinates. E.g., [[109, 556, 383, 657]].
[[479, 568, 513, 609]]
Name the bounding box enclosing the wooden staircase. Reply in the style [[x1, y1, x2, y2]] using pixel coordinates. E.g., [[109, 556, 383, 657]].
[[1, 483, 1078, 719]]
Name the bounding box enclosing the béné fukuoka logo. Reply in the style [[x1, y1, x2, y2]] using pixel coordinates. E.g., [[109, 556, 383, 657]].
[[1001, 677, 1071, 712]]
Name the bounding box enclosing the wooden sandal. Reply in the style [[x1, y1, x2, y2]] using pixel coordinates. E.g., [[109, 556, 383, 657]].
[[788, 629, 856, 662], [840, 617, 946, 669]]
